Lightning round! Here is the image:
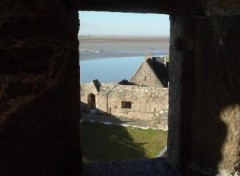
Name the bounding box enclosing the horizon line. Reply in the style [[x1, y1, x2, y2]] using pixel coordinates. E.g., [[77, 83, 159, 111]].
[[78, 35, 170, 38]]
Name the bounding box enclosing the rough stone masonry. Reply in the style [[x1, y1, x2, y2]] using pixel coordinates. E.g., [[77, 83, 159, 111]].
[[1, 0, 240, 176], [0, 1, 81, 175], [81, 83, 169, 130]]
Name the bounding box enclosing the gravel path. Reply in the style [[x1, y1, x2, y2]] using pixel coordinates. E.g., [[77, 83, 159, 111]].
[[81, 113, 168, 131]]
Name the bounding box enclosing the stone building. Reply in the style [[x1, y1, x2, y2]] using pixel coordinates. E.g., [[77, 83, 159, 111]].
[[1, 1, 240, 176], [81, 56, 169, 122], [131, 56, 169, 87]]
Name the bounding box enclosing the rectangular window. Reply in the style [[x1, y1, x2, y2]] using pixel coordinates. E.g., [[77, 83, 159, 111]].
[[121, 101, 132, 109]]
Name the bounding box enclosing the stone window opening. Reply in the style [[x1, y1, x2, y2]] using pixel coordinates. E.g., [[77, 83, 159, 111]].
[[121, 101, 132, 109], [79, 10, 170, 174], [4, 1, 239, 176]]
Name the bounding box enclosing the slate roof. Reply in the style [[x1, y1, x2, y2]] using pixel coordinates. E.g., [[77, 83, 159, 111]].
[[146, 56, 169, 87]]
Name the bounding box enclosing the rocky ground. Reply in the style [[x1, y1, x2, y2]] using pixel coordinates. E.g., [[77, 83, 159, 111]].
[[82, 157, 180, 176]]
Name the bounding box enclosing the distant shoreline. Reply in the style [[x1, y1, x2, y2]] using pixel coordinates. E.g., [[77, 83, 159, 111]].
[[80, 54, 146, 61], [79, 35, 169, 40], [79, 36, 169, 61]]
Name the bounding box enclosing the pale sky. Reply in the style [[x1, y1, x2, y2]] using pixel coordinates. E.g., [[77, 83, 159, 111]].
[[79, 11, 170, 37]]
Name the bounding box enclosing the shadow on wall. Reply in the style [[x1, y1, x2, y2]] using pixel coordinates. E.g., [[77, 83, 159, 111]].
[[181, 20, 240, 175], [80, 112, 147, 163]]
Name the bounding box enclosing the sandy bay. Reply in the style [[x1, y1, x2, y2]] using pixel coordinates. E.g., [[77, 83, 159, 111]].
[[79, 36, 170, 60]]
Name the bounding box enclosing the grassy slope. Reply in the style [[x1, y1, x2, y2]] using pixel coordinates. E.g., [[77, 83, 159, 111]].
[[81, 122, 167, 163]]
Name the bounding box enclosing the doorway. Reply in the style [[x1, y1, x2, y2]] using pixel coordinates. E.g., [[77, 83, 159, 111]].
[[88, 93, 96, 111]]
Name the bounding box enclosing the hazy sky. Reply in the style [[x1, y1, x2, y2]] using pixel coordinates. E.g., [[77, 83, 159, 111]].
[[79, 11, 170, 37]]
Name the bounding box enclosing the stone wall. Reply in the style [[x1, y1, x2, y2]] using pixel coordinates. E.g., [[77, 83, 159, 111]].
[[77, 0, 205, 14], [168, 15, 240, 175], [191, 16, 240, 175], [1, 0, 240, 175], [81, 83, 168, 121], [130, 61, 164, 88], [0, 1, 81, 175], [81, 83, 115, 112], [108, 85, 168, 120]]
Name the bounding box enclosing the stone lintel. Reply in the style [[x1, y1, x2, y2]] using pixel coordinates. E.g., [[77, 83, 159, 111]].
[[206, 0, 240, 16], [77, 0, 205, 15]]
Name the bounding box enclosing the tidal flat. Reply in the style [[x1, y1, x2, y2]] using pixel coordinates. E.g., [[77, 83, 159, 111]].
[[79, 36, 169, 61]]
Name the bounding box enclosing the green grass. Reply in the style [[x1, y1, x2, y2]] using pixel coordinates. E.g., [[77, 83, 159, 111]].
[[80, 121, 167, 163]]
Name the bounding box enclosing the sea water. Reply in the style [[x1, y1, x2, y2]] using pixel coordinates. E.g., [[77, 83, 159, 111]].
[[80, 57, 145, 83]]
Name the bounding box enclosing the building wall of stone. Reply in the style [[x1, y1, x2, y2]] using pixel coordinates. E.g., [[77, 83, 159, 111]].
[[108, 85, 168, 120], [130, 61, 164, 87], [190, 16, 240, 175], [169, 15, 240, 175], [0, 1, 81, 176], [81, 84, 168, 120], [77, 0, 205, 15], [1, 1, 240, 175], [81, 83, 116, 112]]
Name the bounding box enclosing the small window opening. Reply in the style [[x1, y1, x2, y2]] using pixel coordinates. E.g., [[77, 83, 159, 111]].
[[121, 101, 132, 109], [144, 76, 147, 81]]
